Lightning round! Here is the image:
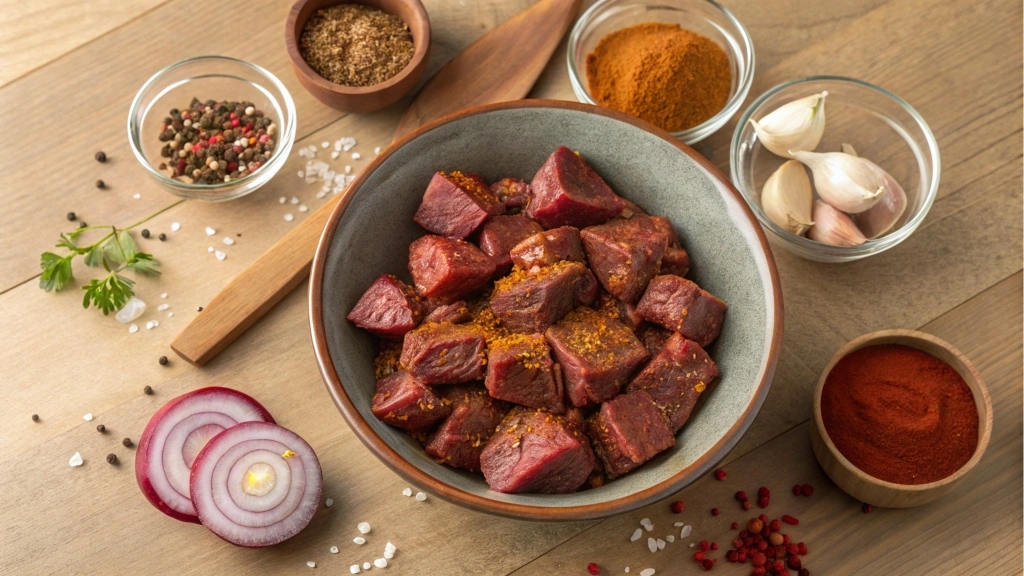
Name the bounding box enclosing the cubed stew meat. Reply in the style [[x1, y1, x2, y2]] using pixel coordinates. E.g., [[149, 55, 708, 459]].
[[347, 146, 727, 494]]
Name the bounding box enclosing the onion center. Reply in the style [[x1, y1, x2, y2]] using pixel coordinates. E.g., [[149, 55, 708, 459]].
[[242, 462, 277, 497]]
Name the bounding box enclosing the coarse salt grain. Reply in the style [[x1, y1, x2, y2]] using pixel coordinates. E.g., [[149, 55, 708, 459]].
[[666, 535, 674, 543], [640, 570, 656, 576], [223, 237, 235, 245], [83, 413, 93, 421], [363, 562, 371, 570], [354, 537, 366, 545], [689, 543, 695, 548], [352, 152, 361, 160], [345, 165, 353, 174], [331, 151, 340, 160], [157, 304, 169, 312], [402, 487, 412, 497], [298, 171, 305, 179], [208, 247, 214, 252], [341, 137, 356, 151], [358, 522, 371, 534], [170, 222, 181, 232], [350, 566, 360, 574], [415, 492, 427, 501], [374, 146, 381, 154], [322, 142, 329, 148], [325, 498, 333, 507], [133, 193, 141, 199], [680, 525, 692, 539], [215, 251, 226, 261], [307, 561, 316, 568], [69, 452, 83, 467], [128, 324, 139, 334], [647, 538, 657, 553], [280, 196, 287, 204], [299, 204, 309, 212], [656, 539, 665, 550], [625, 569, 630, 573], [673, 522, 684, 527], [284, 213, 294, 222], [330, 546, 339, 554], [205, 227, 216, 236], [167, 312, 174, 317], [161, 293, 168, 298], [630, 528, 642, 542], [373, 559, 387, 569], [290, 196, 299, 204], [640, 518, 653, 531], [385, 542, 396, 555]]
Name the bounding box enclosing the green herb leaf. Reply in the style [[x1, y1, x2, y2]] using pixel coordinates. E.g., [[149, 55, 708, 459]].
[[117, 231, 138, 261], [125, 252, 161, 277], [84, 244, 105, 268], [102, 236, 126, 266], [81, 273, 135, 315], [39, 252, 75, 292], [56, 232, 80, 252]]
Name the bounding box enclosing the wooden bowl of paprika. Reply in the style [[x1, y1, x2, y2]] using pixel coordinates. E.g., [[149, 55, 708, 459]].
[[811, 329, 992, 508]]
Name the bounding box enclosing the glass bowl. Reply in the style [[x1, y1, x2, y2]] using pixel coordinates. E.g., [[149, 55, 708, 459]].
[[567, 0, 754, 145], [128, 56, 297, 201], [731, 76, 941, 263]]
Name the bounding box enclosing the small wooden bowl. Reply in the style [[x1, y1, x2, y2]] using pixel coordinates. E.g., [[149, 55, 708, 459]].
[[811, 329, 993, 508], [285, 0, 430, 113]]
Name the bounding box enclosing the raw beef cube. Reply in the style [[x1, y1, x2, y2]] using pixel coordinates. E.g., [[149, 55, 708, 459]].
[[636, 324, 673, 357], [346, 274, 426, 339], [596, 291, 644, 331], [586, 390, 675, 478], [490, 177, 531, 211], [425, 386, 509, 472], [477, 215, 544, 275], [414, 171, 505, 239], [636, 275, 727, 347], [616, 198, 649, 218], [626, 333, 719, 431], [371, 371, 453, 431], [400, 323, 487, 384], [581, 216, 670, 303], [648, 215, 681, 246], [575, 269, 599, 306], [480, 407, 596, 493], [527, 146, 623, 229], [484, 334, 564, 413], [490, 261, 588, 333], [661, 246, 690, 277], [509, 226, 585, 269], [408, 235, 496, 302], [544, 308, 649, 407], [423, 300, 472, 324]]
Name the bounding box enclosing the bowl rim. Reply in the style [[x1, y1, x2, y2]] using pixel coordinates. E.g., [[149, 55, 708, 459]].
[[729, 75, 942, 260], [308, 99, 784, 521], [812, 329, 993, 493], [126, 55, 298, 193], [284, 0, 431, 96], [566, 0, 756, 145]]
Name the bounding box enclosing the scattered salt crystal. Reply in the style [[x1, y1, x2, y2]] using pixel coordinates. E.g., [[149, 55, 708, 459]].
[[354, 537, 366, 545], [298, 171, 305, 179], [625, 569, 629, 573], [325, 498, 333, 507], [284, 213, 294, 222], [673, 522, 684, 527], [666, 535, 675, 543], [415, 492, 427, 501], [351, 152, 361, 160], [291, 196, 300, 204], [170, 222, 181, 232], [402, 487, 412, 497], [145, 320, 158, 329], [69, 452, 83, 467], [316, 190, 327, 199], [350, 566, 360, 574], [161, 293, 168, 298], [167, 312, 174, 317], [215, 251, 226, 261], [630, 528, 642, 542], [680, 525, 692, 539], [640, 570, 655, 576], [363, 562, 371, 570], [640, 518, 653, 531], [341, 137, 356, 151], [157, 304, 169, 312], [374, 146, 381, 155], [280, 196, 287, 204], [385, 542, 396, 555], [223, 237, 235, 245], [299, 204, 309, 212], [330, 546, 339, 554], [128, 324, 139, 334], [83, 413, 93, 421], [133, 193, 141, 199], [647, 538, 657, 553], [331, 151, 340, 159], [116, 297, 146, 323], [345, 165, 352, 174], [322, 141, 329, 148], [205, 227, 216, 236], [307, 561, 316, 568], [656, 539, 665, 550], [334, 140, 344, 151], [373, 559, 387, 569], [208, 247, 214, 252], [357, 522, 371, 534]]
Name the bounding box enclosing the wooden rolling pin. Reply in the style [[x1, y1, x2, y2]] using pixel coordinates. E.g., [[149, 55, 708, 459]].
[[171, 0, 582, 366]]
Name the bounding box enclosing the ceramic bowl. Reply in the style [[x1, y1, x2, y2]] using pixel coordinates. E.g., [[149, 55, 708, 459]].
[[309, 100, 783, 520], [285, 0, 430, 113], [811, 329, 993, 508]]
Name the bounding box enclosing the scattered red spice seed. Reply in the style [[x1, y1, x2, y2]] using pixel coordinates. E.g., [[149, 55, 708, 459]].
[[587, 562, 600, 575], [772, 559, 786, 572], [735, 490, 748, 501], [671, 500, 685, 513], [711, 542, 719, 550], [788, 555, 803, 569], [769, 519, 781, 532], [711, 507, 720, 516], [799, 568, 811, 576], [757, 496, 770, 508], [714, 468, 727, 481], [727, 550, 739, 563], [781, 515, 799, 525], [694, 551, 707, 561], [699, 540, 710, 551], [701, 559, 715, 571], [792, 484, 802, 496], [757, 487, 770, 498], [752, 568, 766, 576], [862, 503, 874, 513], [751, 551, 766, 567], [731, 522, 740, 530], [742, 500, 752, 510], [798, 542, 808, 555], [800, 483, 814, 497]]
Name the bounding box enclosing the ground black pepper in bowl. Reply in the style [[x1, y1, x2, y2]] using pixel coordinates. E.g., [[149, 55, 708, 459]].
[[158, 98, 278, 185], [299, 4, 414, 87]]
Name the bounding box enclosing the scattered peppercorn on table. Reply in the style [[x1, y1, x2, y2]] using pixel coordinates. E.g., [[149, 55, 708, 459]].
[[0, 0, 1021, 574]]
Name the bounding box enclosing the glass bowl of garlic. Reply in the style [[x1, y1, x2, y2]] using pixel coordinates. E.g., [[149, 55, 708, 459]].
[[730, 76, 940, 263]]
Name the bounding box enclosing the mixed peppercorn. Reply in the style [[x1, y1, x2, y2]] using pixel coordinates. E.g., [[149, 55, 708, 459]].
[[157, 98, 278, 185]]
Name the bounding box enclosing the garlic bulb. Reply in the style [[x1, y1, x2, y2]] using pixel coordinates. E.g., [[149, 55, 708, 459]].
[[749, 92, 827, 158], [761, 160, 814, 236], [790, 150, 885, 214], [808, 200, 867, 247], [855, 159, 908, 238]]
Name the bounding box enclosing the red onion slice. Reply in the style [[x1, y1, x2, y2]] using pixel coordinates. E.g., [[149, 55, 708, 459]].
[[190, 421, 322, 547], [135, 387, 274, 523]]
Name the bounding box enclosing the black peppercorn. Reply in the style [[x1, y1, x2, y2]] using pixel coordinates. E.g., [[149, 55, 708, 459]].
[[141, 229, 151, 239], [95, 179, 106, 189], [67, 212, 77, 222], [95, 151, 107, 163], [106, 453, 118, 465], [79, 222, 88, 229], [31, 414, 39, 422], [159, 233, 167, 241], [122, 437, 133, 448], [197, 306, 204, 312], [159, 356, 169, 366], [96, 424, 106, 433], [144, 385, 153, 395]]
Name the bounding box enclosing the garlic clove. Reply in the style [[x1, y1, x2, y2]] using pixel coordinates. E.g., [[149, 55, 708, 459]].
[[749, 91, 827, 158], [761, 160, 814, 236], [855, 159, 908, 239], [840, 142, 858, 156], [790, 150, 885, 214], [808, 200, 867, 247]]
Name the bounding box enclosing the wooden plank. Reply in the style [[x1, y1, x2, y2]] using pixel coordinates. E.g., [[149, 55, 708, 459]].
[[512, 271, 1023, 575], [0, 0, 170, 87]]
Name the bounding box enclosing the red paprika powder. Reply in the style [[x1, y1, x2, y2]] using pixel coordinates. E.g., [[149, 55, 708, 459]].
[[820, 344, 978, 485]]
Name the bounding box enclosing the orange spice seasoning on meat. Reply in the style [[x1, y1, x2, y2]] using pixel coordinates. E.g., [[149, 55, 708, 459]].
[[585, 22, 731, 132]]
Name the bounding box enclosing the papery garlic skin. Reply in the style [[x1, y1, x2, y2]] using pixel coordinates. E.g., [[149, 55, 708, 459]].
[[790, 150, 885, 214], [749, 92, 827, 158], [808, 200, 867, 247], [855, 159, 908, 239], [761, 160, 814, 236]]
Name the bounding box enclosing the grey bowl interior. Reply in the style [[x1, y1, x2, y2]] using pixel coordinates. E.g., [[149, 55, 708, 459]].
[[314, 103, 781, 516]]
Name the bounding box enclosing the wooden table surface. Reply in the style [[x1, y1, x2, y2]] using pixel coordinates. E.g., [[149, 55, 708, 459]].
[[1, 0, 1021, 574]]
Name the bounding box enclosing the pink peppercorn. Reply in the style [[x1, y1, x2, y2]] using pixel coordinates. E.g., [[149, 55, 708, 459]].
[[757, 496, 770, 508], [714, 468, 727, 481], [751, 552, 766, 567], [259, 134, 270, 143], [752, 569, 766, 576], [792, 484, 802, 496], [781, 515, 799, 525], [711, 542, 719, 551], [788, 555, 802, 570], [587, 563, 600, 575], [769, 520, 781, 532], [699, 540, 710, 551], [772, 560, 785, 572], [701, 559, 715, 571], [735, 491, 748, 501], [712, 507, 720, 516], [732, 522, 740, 530], [672, 501, 685, 513], [862, 503, 874, 513], [694, 551, 707, 562]]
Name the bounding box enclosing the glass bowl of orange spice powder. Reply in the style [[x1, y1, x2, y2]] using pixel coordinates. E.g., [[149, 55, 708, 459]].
[[811, 329, 993, 508], [567, 0, 754, 144]]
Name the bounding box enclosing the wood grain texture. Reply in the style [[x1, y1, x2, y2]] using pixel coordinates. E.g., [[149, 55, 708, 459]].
[[0, 0, 1020, 573]]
